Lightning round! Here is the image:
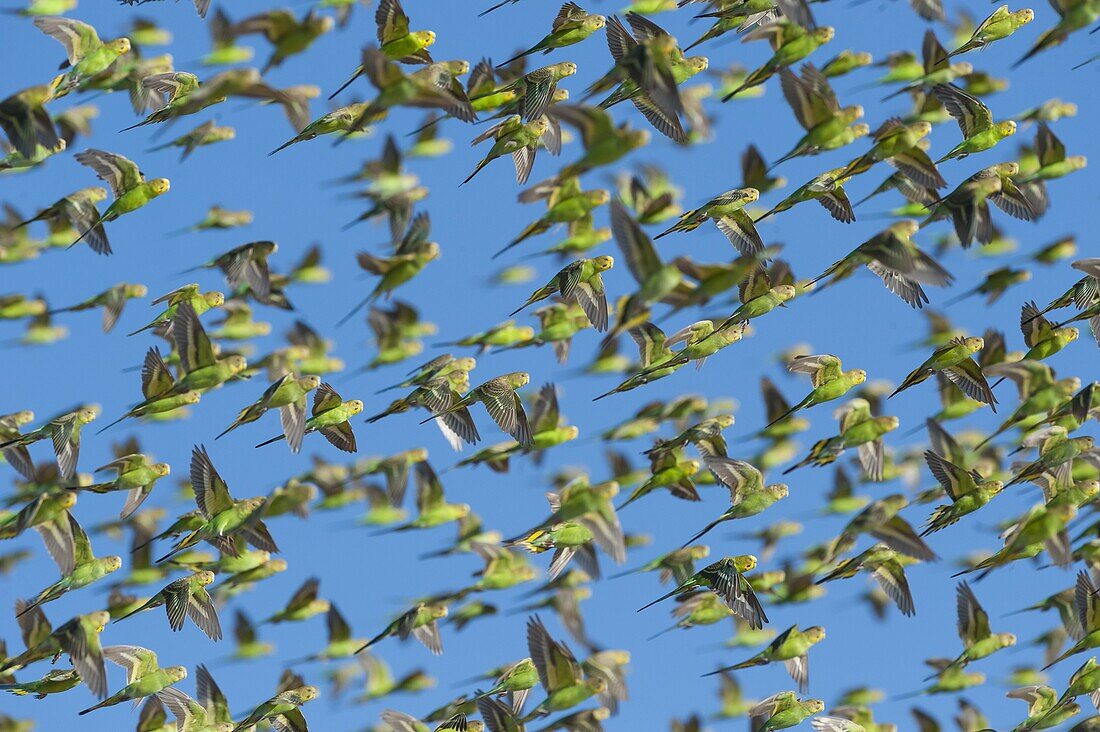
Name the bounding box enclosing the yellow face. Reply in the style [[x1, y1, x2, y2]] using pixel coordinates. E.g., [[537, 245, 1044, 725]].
[[155, 463, 171, 477], [197, 570, 215, 585], [61, 491, 78, 508], [817, 27, 835, 42], [593, 255, 614, 271], [301, 375, 322, 390], [997, 162, 1020, 176], [807, 700, 825, 713], [1069, 155, 1088, 168], [78, 408, 98, 423], [227, 355, 248, 373], [183, 391, 202, 405], [270, 558, 289, 572], [205, 292, 225, 307], [852, 369, 867, 384], [589, 677, 608, 693], [564, 426, 580, 440], [1017, 8, 1034, 22], [1083, 480, 1100, 498], [299, 686, 319, 701], [771, 484, 790, 499], [106, 556, 123, 571], [432, 605, 449, 619], [807, 626, 826, 642], [560, 62, 578, 77], [91, 611, 110, 631], [691, 546, 711, 559], [14, 410, 34, 424], [856, 51, 873, 64], [130, 284, 149, 297], [997, 120, 1017, 137], [592, 190, 611, 205], [964, 336, 984, 351], [884, 415, 900, 430], [851, 123, 869, 138], [897, 219, 920, 237], [776, 284, 797, 301], [112, 38, 132, 54], [736, 554, 757, 572], [743, 187, 760, 202], [348, 400, 364, 415], [690, 56, 709, 73], [1068, 327, 1081, 341], [418, 30, 436, 47], [150, 178, 170, 195], [586, 16, 606, 31], [455, 357, 476, 371]]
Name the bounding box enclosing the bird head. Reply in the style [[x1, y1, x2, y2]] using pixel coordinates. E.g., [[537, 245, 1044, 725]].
[[431, 605, 449, 620], [299, 375, 322, 390], [590, 189, 611, 206], [270, 558, 289, 572], [881, 415, 901, 431], [853, 51, 873, 66], [893, 219, 920, 238], [196, 570, 215, 585], [104, 555, 123, 572], [556, 62, 578, 78], [1000, 632, 1017, 647], [415, 30, 436, 47], [1066, 327, 1081, 342], [296, 685, 320, 702], [1014, 8, 1035, 23], [815, 27, 835, 43], [593, 255, 614, 272], [150, 178, 171, 195], [806, 700, 826, 713], [88, 611, 111, 632], [60, 491, 78, 509], [768, 483, 790, 500], [154, 462, 170, 477], [714, 414, 735, 429], [77, 407, 98, 424], [732, 554, 757, 572], [517, 325, 536, 339], [882, 494, 908, 512], [688, 56, 709, 74], [506, 372, 531, 389], [226, 355, 249, 375], [454, 357, 477, 372], [996, 120, 1017, 138], [952, 61, 974, 76], [204, 291, 225, 308], [774, 284, 798, 303], [1068, 155, 1088, 170], [585, 15, 606, 32], [994, 162, 1019, 176], [182, 391, 202, 405], [587, 677, 608, 694], [551, 88, 570, 103], [742, 187, 761, 203], [1081, 479, 1100, 500], [627, 129, 651, 148], [110, 37, 132, 55], [347, 400, 365, 416], [128, 284, 149, 298], [563, 425, 580, 441], [850, 369, 867, 385], [12, 409, 34, 425], [805, 626, 826, 642], [910, 121, 933, 140], [963, 336, 984, 352]]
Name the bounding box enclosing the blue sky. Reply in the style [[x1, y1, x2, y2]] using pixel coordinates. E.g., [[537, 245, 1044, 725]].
[[3, 0, 1100, 729]]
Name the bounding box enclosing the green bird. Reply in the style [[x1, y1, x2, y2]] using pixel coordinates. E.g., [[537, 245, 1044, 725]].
[[290, 604, 365, 663], [85, 453, 170, 520], [477, 62, 577, 123], [766, 354, 868, 428], [935, 582, 1016, 674], [717, 263, 799, 328], [783, 399, 899, 480], [128, 283, 224, 336], [0, 668, 80, 699], [1006, 429, 1095, 488], [707, 624, 826, 693], [98, 348, 202, 432], [891, 336, 995, 407], [682, 458, 788, 545], [0, 409, 37, 479], [1043, 572, 1100, 670], [376, 0, 436, 64], [922, 451, 1004, 535], [1053, 656, 1100, 713], [0, 606, 109, 698], [71, 149, 169, 248], [611, 545, 710, 585], [553, 104, 650, 179], [471, 657, 539, 708], [837, 119, 943, 190], [808, 220, 954, 308], [748, 692, 825, 731], [218, 374, 321, 453], [382, 711, 483, 732], [229, 8, 333, 72], [500, 3, 606, 67], [463, 115, 551, 186], [256, 383, 362, 452], [880, 29, 972, 100], [231, 684, 318, 732], [817, 543, 917, 616], [269, 103, 373, 155], [497, 178, 610, 256], [153, 681, 234, 732], [123, 72, 220, 129], [754, 166, 855, 224], [358, 602, 449, 655], [656, 187, 763, 256], [932, 84, 1017, 163], [954, 502, 1077, 579], [639, 555, 767, 629], [0, 83, 62, 160], [522, 616, 606, 719], [772, 63, 863, 166], [945, 4, 1034, 59], [148, 120, 234, 161], [34, 16, 131, 94], [1006, 685, 1077, 730], [1016, 0, 1100, 66], [156, 446, 277, 563], [722, 13, 835, 100], [79, 645, 186, 715], [0, 294, 46, 321], [341, 213, 441, 324], [511, 255, 613, 332], [0, 406, 96, 479], [344, 52, 475, 136], [617, 449, 701, 510], [423, 372, 533, 445], [0, 489, 76, 543], [265, 576, 330, 624], [114, 571, 221, 640], [47, 282, 146, 332], [921, 162, 1036, 248], [1017, 302, 1080, 365], [16, 186, 108, 254]]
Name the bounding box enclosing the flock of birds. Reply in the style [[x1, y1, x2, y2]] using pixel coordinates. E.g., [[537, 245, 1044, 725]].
[[0, 0, 1099, 729]]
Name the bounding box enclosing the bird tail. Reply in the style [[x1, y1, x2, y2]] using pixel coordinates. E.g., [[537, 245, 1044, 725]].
[[637, 586, 683, 612], [679, 517, 723, 549], [254, 433, 286, 449]]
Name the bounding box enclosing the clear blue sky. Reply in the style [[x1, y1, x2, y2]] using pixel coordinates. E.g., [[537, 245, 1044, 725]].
[[2, 0, 1099, 730]]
